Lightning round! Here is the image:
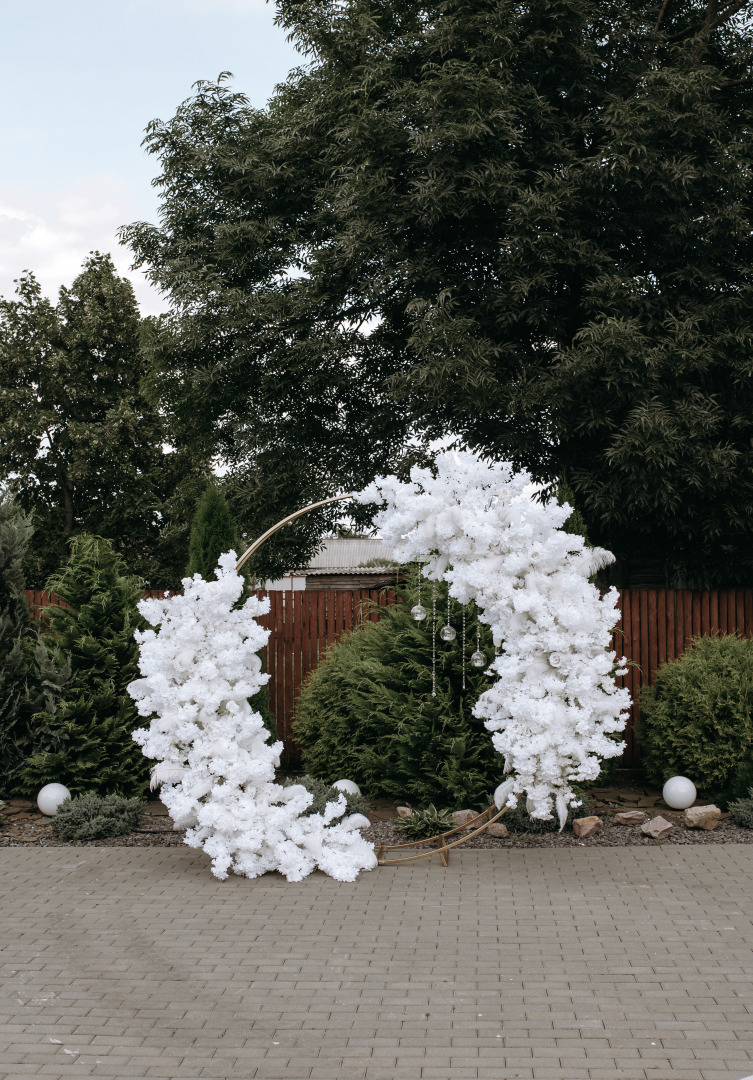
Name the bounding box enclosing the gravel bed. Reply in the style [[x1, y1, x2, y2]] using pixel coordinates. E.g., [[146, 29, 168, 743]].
[[363, 815, 753, 850], [2, 807, 752, 849]]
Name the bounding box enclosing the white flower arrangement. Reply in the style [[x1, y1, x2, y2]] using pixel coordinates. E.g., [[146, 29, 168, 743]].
[[128, 552, 377, 882], [356, 451, 630, 827]]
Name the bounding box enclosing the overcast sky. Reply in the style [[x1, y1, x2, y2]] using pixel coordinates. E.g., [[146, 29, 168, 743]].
[[0, 0, 301, 314]]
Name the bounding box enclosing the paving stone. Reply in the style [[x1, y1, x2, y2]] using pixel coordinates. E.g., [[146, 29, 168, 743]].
[[2, 847, 753, 1079]]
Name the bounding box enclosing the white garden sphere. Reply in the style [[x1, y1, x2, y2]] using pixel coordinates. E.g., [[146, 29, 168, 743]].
[[343, 813, 371, 831], [662, 776, 697, 810], [332, 779, 361, 796], [37, 783, 71, 816]]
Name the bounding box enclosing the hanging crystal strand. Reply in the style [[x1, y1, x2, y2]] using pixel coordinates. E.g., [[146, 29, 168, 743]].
[[411, 559, 427, 621], [440, 591, 456, 641], [458, 604, 464, 686], [471, 622, 486, 668], [431, 580, 437, 698]]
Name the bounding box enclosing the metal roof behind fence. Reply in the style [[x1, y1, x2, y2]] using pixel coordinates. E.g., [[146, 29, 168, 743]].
[[305, 537, 398, 575]]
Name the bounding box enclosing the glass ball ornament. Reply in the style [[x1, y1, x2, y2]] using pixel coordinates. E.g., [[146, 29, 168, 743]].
[[662, 776, 697, 810], [37, 783, 71, 816], [548, 653, 562, 668], [470, 649, 487, 668], [411, 603, 427, 622], [333, 778, 361, 796], [439, 624, 457, 642]]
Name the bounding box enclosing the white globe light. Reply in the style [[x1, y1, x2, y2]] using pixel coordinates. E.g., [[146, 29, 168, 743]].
[[662, 776, 697, 810], [332, 779, 361, 796], [343, 813, 371, 831], [37, 783, 71, 816]]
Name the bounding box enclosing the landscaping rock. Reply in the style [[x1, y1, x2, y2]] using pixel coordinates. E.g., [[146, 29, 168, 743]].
[[573, 815, 603, 838], [452, 809, 476, 830], [396, 806, 412, 819], [486, 822, 509, 838], [614, 810, 648, 826], [684, 804, 722, 830], [641, 815, 674, 839]]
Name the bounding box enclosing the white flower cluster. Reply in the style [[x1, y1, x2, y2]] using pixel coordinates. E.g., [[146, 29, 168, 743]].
[[357, 452, 630, 826], [128, 552, 377, 882]]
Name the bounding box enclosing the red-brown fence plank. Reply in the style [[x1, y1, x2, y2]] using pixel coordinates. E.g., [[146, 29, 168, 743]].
[[25, 586, 753, 769]]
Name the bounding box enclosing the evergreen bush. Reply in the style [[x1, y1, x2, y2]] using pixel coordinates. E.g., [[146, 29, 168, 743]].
[[728, 789, 753, 830], [639, 634, 753, 805], [283, 775, 369, 818], [0, 496, 35, 797], [293, 576, 500, 808], [19, 535, 151, 798], [50, 793, 145, 841]]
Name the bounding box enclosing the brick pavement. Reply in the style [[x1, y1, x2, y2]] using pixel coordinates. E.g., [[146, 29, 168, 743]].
[[1, 845, 753, 1080]]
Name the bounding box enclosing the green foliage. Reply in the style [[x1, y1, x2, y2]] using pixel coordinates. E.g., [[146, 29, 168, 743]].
[[293, 576, 501, 807], [283, 774, 369, 818], [0, 254, 199, 588], [186, 483, 241, 579], [50, 793, 145, 841], [0, 497, 35, 797], [122, 4, 753, 587], [639, 634, 753, 805], [393, 805, 456, 840], [19, 535, 151, 798], [0, 800, 5, 825], [728, 789, 753, 829]]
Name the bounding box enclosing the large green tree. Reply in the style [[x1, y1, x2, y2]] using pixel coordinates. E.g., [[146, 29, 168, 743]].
[[0, 253, 198, 587], [123, 0, 753, 585]]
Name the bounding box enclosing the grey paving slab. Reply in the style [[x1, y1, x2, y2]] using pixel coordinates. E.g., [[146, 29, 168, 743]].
[[1, 846, 753, 1079]]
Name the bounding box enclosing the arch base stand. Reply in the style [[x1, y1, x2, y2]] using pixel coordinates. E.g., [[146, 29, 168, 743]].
[[376, 805, 508, 866]]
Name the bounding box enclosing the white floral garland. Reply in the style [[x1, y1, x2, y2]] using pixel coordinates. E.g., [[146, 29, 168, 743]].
[[356, 451, 630, 826], [128, 553, 377, 882]]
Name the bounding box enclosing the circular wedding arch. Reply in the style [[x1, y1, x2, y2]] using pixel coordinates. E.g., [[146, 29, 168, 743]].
[[233, 453, 631, 857]]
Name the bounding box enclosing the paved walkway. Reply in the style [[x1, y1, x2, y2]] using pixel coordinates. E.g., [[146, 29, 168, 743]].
[[1, 846, 753, 1080]]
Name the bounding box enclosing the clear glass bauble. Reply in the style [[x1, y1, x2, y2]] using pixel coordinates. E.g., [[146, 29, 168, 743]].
[[439, 624, 457, 642], [410, 603, 427, 622], [548, 652, 561, 668], [470, 649, 486, 668]]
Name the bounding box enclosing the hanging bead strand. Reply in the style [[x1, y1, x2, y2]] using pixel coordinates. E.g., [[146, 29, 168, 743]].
[[440, 591, 456, 641], [431, 581, 437, 698], [471, 623, 486, 668], [411, 560, 427, 621], [458, 604, 464, 686]]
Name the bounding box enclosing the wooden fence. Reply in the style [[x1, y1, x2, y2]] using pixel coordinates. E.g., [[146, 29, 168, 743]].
[[25, 586, 753, 768]]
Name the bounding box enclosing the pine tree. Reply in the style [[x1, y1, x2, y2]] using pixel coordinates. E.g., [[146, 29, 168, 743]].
[[19, 535, 150, 797], [0, 497, 35, 796]]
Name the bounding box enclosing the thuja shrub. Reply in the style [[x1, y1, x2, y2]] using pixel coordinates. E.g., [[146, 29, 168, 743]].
[[728, 790, 753, 829], [51, 793, 145, 841], [639, 634, 753, 805], [293, 577, 500, 808], [20, 535, 151, 798]]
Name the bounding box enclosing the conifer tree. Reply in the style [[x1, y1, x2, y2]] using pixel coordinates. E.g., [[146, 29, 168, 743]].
[[186, 483, 241, 579], [19, 535, 150, 797], [0, 497, 35, 796]]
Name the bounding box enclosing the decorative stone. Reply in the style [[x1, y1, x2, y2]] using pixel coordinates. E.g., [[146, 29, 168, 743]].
[[486, 822, 509, 838], [573, 815, 603, 838], [684, 804, 722, 830], [641, 815, 674, 839], [614, 810, 648, 826], [396, 806, 413, 819], [452, 809, 477, 830]]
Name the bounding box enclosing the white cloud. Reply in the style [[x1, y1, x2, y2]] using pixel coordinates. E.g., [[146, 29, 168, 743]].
[[0, 176, 167, 316]]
